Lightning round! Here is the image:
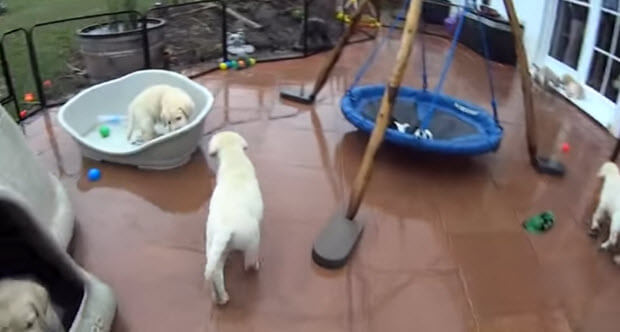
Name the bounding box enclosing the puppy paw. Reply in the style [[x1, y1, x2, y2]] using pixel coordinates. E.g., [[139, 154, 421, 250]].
[[129, 138, 144, 145], [614, 255, 620, 265], [245, 261, 260, 272], [589, 227, 600, 237], [216, 293, 229, 306], [600, 241, 613, 251]]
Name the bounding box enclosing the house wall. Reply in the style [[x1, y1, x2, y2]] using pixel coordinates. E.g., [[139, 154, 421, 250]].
[[451, 0, 550, 63], [487, 0, 549, 63]]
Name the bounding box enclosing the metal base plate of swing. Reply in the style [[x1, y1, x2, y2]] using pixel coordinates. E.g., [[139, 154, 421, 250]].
[[534, 156, 565, 176], [312, 214, 364, 269], [279, 86, 316, 104]]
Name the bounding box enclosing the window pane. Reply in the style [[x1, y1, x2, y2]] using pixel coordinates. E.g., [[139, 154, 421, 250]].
[[549, 1, 588, 69], [588, 51, 609, 91], [603, 0, 619, 11], [605, 60, 620, 101], [596, 12, 616, 52], [615, 30, 620, 57]]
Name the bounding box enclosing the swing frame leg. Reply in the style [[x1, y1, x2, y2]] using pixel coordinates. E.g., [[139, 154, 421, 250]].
[[502, 0, 565, 176], [312, 0, 423, 269], [280, 0, 370, 104]]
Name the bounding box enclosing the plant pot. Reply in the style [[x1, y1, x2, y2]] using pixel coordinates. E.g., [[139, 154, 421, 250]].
[[77, 18, 166, 83]]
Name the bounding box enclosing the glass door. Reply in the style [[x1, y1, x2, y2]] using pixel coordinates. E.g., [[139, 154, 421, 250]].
[[543, 0, 620, 128], [586, 1, 620, 103], [549, 0, 590, 70]]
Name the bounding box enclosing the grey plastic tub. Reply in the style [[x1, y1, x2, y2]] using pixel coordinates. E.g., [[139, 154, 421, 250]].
[[1, 193, 116, 332], [58, 70, 214, 170], [0, 105, 73, 250], [0, 105, 116, 332]]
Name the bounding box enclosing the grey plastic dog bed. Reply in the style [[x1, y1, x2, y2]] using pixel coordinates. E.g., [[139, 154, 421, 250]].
[[58, 70, 214, 170], [0, 106, 116, 331], [0, 107, 73, 250]]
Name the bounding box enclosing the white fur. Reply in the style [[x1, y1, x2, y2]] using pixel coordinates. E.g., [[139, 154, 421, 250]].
[[590, 162, 620, 253], [204, 131, 263, 305], [394, 121, 410, 133], [562, 74, 584, 100], [0, 279, 64, 332], [531, 65, 561, 88], [126, 84, 195, 144], [565, 81, 584, 99]]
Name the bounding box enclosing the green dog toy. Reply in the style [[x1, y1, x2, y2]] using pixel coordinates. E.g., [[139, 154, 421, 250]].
[[523, 211, 555, 234], [99, 125, 110, 138]]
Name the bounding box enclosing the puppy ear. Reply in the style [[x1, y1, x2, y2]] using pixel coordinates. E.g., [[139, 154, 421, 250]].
[[179, 107, 189, 118], [28, 283, 49, 321], [208, 137, 219, 157]]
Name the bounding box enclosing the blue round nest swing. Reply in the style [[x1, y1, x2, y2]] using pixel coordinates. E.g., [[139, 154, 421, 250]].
[[341, 1, 503, 155]]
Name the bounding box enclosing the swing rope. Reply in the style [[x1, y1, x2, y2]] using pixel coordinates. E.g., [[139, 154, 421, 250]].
[[421, 21, 428, 91], [475, 9, 499, 123], [347, 0, 500, 128], [348, 0, 410, 91], [419, 8, 467, 130]]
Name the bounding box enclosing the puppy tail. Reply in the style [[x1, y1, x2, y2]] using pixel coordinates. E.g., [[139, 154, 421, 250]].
[[204, 231, 232, 281]]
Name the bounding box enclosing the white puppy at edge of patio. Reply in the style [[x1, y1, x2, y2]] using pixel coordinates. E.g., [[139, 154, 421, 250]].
[[590, 161, 620, 264], [0, 278, 65, 332], [204, 131, 263, 305]]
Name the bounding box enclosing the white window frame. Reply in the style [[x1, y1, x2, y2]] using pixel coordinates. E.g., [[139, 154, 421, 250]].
[[536, 0, 620, 137]]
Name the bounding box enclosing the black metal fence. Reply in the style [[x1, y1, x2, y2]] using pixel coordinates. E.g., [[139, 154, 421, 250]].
[[0, 0, 376, 122]]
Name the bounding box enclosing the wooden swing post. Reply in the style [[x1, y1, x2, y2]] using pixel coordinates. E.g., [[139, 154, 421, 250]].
[[502, 0, 565, 176], [312, 0, 423, 269], [346, 0, 423, 218], [280, 0, 370, 104]]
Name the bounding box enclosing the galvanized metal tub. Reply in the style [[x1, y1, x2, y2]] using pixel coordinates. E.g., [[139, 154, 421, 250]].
[[77, 18, 166, 83]]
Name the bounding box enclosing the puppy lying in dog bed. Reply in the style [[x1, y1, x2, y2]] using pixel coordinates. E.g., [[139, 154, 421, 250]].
[[1, 106, 116, 332], [0, 197, 116, 332], [0, 279, 64, 332]]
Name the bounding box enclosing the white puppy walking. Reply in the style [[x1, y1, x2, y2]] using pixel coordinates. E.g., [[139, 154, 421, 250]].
[[126, 84, 195, 144], [590, 162, 620, 252], [205, 131, 263, 305]]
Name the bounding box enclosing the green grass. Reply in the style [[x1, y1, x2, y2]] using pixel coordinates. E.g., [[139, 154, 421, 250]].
[[0, 0, 153, 116]]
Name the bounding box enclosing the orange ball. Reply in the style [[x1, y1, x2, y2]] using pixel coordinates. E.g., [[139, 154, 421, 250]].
[[237, 60, 246, 68], [24, 93, 35, 102]]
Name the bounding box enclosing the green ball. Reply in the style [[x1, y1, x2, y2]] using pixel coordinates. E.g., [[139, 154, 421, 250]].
[[99, 125, 110, 138]]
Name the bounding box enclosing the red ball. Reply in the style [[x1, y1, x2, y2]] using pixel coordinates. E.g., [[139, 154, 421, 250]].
[[19, 110, 27, 119], [561, 142, 570, 153]]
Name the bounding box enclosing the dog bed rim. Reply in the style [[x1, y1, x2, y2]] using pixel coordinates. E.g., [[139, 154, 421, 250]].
[[58, 69, 214, 157]]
